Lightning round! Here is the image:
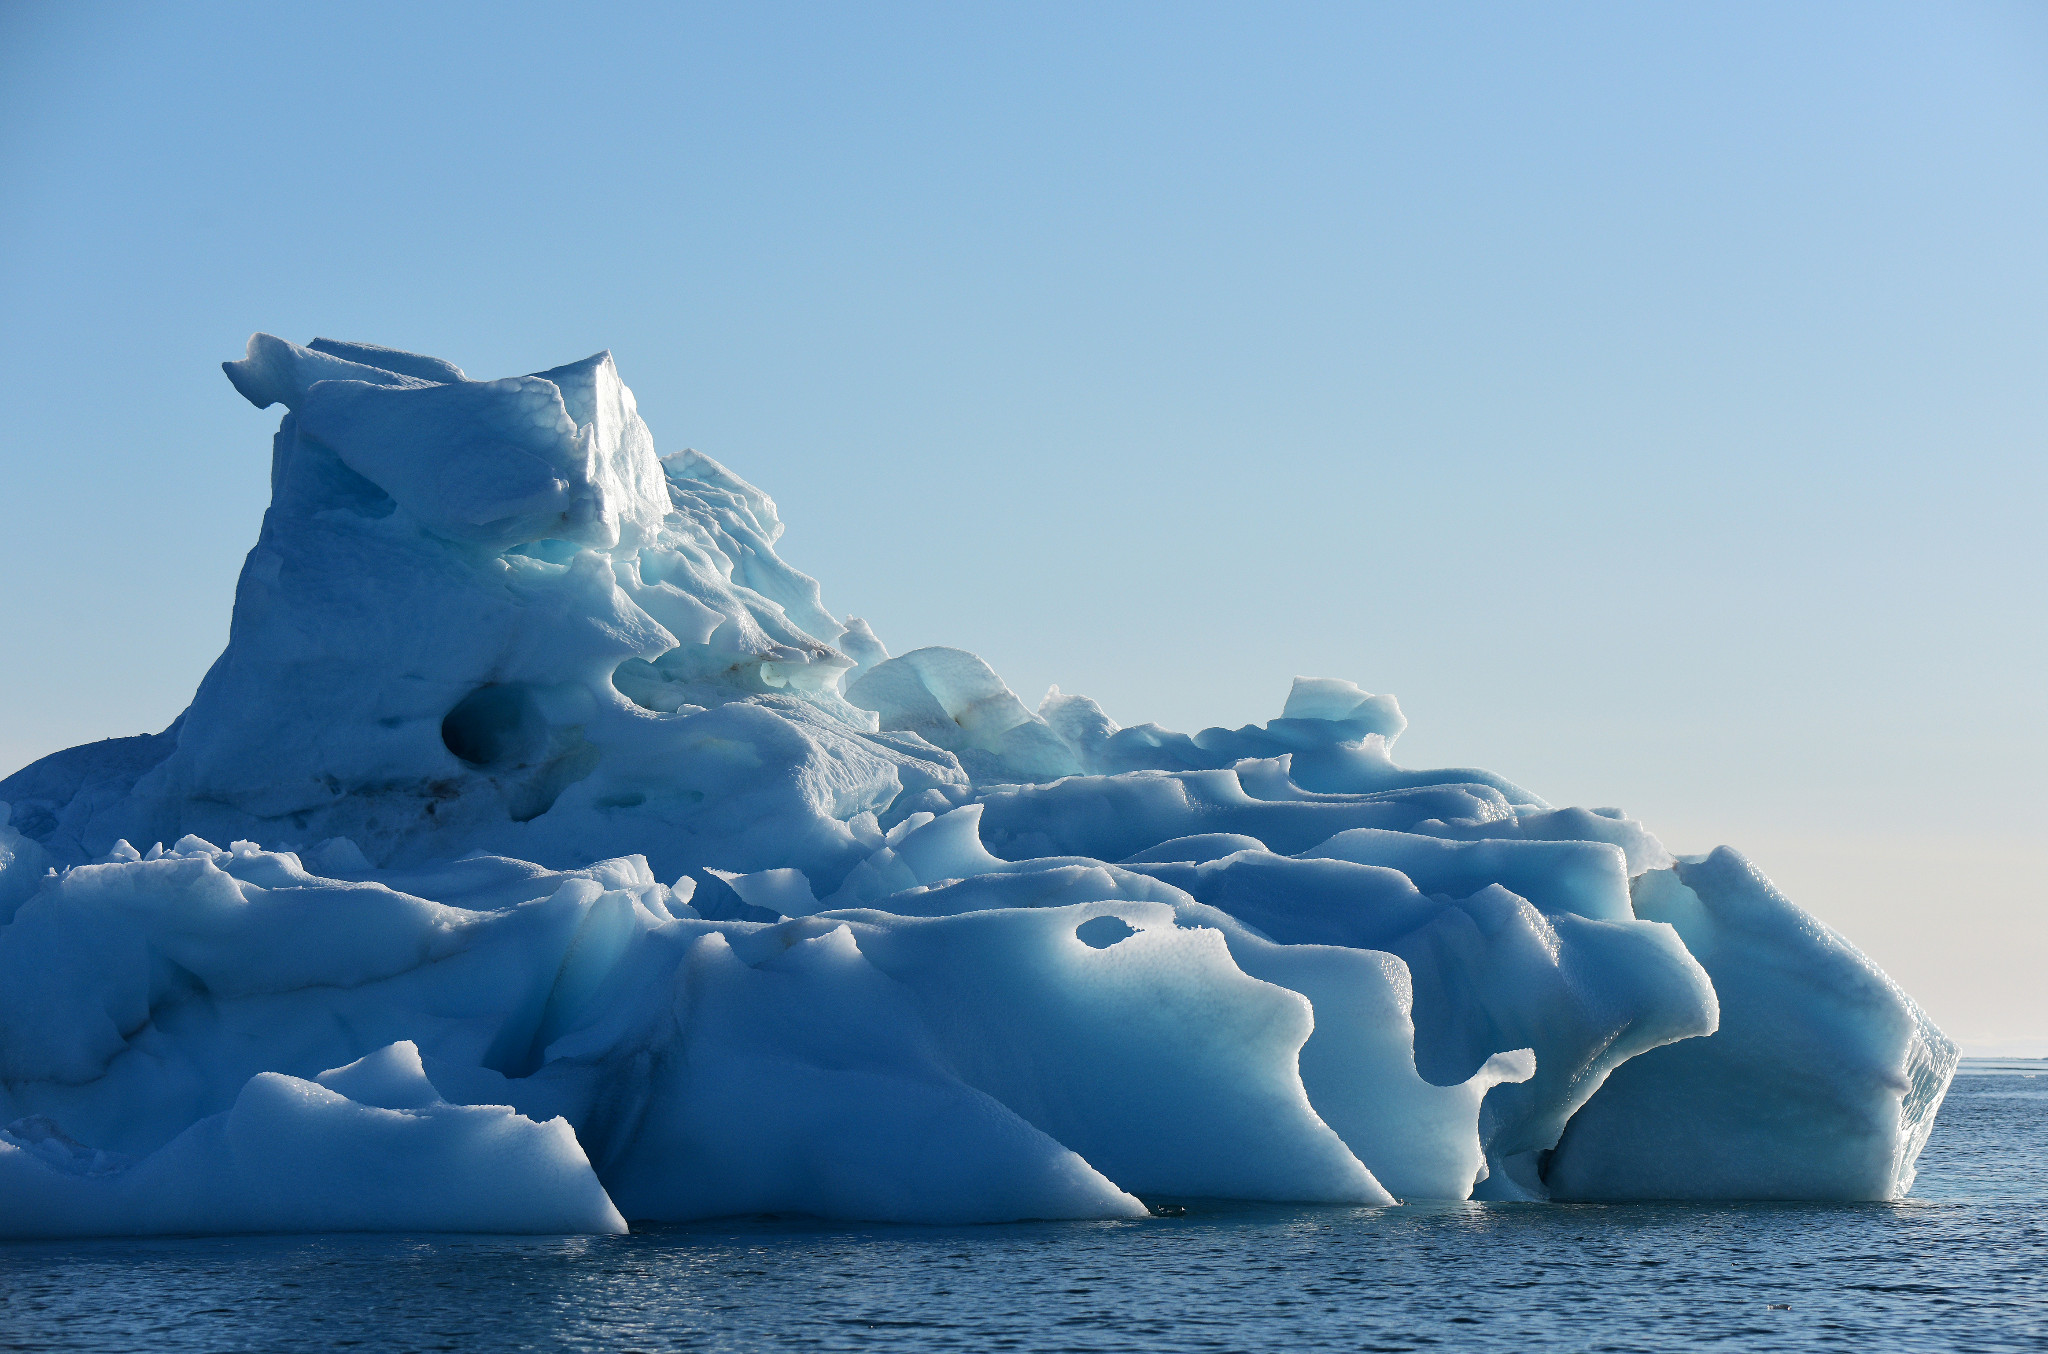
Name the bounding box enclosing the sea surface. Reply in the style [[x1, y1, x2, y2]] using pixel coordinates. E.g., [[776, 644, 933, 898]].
[[4, 1060, 2044, 1353]]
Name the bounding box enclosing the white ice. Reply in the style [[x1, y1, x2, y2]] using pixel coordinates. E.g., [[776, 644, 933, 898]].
[[0, 335, 1956, 1236]]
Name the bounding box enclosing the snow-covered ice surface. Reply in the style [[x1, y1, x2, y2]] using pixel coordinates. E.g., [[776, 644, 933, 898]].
[[0, 336, 1956, 1237]]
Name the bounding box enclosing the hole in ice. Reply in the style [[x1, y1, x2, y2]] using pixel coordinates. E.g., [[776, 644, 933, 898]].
[[440, 684, 548, 769], [612, 645, 756, 714], [1076, 915, 1137, 949]]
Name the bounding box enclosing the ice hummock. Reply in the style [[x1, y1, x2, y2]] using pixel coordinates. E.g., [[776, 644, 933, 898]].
[[0, 335, 1956, 1236]]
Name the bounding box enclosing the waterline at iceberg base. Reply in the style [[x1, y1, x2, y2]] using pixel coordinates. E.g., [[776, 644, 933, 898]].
[[0, 336, 1956, 1237]]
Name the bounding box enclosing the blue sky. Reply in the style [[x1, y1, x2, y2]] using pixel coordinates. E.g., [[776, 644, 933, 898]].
[[2, 1, 2043, 1044]]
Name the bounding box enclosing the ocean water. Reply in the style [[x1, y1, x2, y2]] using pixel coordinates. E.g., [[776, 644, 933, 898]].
[[4, 1062, 2043, 1353]]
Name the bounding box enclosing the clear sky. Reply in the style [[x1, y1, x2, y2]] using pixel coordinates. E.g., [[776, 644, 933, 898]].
[[2, 2, 2043, 1048]]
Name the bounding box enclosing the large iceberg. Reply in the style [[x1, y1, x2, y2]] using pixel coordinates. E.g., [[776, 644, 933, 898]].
[[0, 336, 1956, 1236]]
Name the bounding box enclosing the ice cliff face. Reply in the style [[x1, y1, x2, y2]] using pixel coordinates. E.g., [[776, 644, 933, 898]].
[[0, 336, 1956, 1235]]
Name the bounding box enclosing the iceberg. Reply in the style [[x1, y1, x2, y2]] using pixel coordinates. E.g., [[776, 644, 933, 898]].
[[0, 335, 1956, 1235]]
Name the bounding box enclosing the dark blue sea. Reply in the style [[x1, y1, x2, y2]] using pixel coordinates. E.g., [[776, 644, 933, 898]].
[[5, 1061, 2043, 1353]]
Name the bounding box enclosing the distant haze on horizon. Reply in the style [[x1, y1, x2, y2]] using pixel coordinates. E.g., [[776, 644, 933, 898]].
[[2, 1, 2042, 1048]]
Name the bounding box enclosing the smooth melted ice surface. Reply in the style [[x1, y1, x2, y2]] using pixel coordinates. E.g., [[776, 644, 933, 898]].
[[0, 335, 1960, 1236], [2, 1065, 2041, 1354]]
